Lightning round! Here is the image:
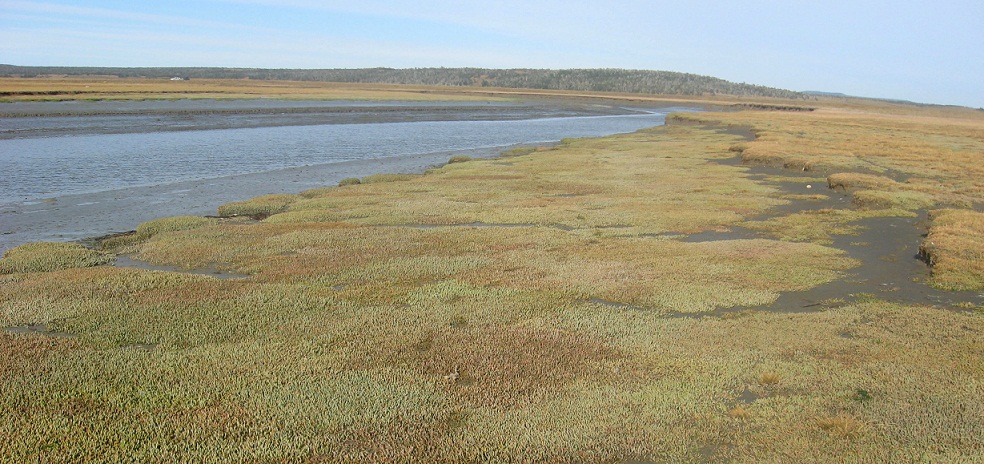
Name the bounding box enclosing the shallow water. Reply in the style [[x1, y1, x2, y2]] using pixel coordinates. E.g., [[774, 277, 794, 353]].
[[0, 100, 678, 204], [0, 99, 614, 139], [0, 100, 687, 251]]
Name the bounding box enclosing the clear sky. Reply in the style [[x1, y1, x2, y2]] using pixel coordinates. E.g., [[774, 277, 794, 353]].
[[2, 0, 982, 107]]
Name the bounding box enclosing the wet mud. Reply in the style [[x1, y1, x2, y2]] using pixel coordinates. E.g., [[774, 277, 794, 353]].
[[0, 99, 638, 139], [679, 159, 984, 316], [2, 323, 76, 338], [112, 255, 249, 280]]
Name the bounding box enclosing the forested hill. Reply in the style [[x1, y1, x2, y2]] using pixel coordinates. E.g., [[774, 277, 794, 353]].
[[0, 65, 804, 99]]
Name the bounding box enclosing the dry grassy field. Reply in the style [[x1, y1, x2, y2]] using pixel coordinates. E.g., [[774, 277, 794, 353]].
[[1, 79, 982, 462], [0, 77, 500, 102]]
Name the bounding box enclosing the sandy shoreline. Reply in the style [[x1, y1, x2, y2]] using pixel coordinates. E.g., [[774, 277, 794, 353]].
[[0, 143, 539, 253]]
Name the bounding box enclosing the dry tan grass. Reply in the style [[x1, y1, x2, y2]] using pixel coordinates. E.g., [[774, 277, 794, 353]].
[[921, 209, 984, 290], [0, 77, 505, 102], [671, 107, 984, 208], [728, 405, 752, 420], [817, 414, 866, 438], [758, 371, 781, 386]]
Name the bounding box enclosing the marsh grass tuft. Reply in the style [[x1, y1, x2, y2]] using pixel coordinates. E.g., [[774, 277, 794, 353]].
[[920, 209, 984, 290], [728, 142, 749, 153], [501, 147, 537, 157], [759, 371, 781, 386], [448, 155, 473, 163], [298, 187, 337, 198], [337, 177, 362, 187], [728, 405, 751, 420], [827, 172, 898, 191], [851, 189, 934, 210], [817, 414, 865, 437], [217, 193, 299, 218], [136, 215, 216, 239], [0, 242, 112, 274], [360, 173, 421, 184]]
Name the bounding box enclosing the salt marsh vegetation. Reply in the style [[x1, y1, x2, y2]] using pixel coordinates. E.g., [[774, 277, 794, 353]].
[[0, 242, 112, 274], [2, 94, 983, 461], [921, 209, 984, 290]]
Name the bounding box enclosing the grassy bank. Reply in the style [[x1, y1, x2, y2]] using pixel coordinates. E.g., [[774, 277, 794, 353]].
[[0, 77, 502, 102], [0, 76, 803, 106], [1, 88, 983, 461]]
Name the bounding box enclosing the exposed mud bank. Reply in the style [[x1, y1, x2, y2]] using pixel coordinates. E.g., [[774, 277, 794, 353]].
[[0, 99, 643, 139], [687, 160, 983, 314]]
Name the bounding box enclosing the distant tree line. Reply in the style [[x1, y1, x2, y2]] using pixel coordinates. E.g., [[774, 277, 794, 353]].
[[0, 65, 805, 99]]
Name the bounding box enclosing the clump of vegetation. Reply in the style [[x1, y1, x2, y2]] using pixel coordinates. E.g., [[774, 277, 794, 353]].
[[759, 371, 781, 386], [216, 193, 298, 218], [920, 209, 984, 290], [360, 173, 421, 183], [337, 177, 362, 187], [852, 388, 873, 403], [298, 187, 336, 198], [824, 173, 936, 211], [728, 405, 751, 420], [851, 189, 934, 210], [817, 414, 866, 437], [135, 215, 216, 239], [447, 155, 472, 164], [0, 242, 112, 274], [781, 157, 821, 172], [500, 147, 537, 158], [728, 142, 750, 154], [827, 172, 898, 191], [743, 208, 864, 244]]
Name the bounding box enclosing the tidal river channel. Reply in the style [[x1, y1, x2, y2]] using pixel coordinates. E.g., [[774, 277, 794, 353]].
[[0, 99, 689, 252]]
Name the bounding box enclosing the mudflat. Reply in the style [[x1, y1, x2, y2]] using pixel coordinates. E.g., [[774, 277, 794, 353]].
[[0, 98, 637, 139]]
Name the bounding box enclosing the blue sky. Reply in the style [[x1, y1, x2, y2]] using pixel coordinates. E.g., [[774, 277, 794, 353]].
[[2, 0, 982, 107]]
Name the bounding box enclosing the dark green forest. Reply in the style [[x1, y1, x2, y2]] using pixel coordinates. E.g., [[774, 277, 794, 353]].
[[0, 65, 805, 99]]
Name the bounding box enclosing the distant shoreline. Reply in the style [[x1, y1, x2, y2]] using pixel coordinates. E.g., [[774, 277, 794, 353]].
[[0, 65, 808, 101]]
